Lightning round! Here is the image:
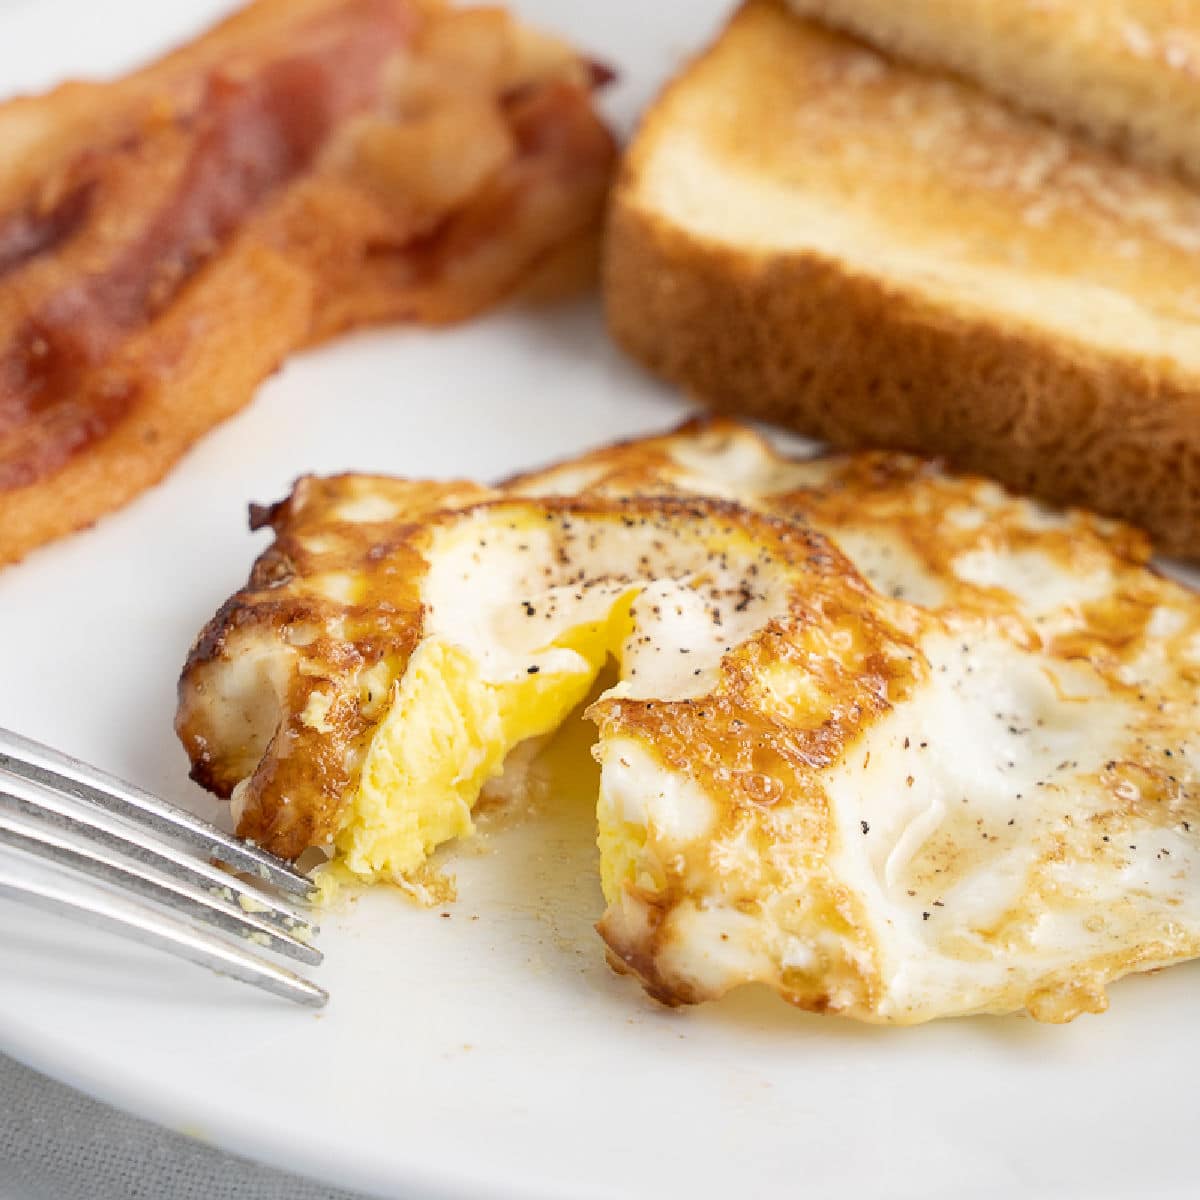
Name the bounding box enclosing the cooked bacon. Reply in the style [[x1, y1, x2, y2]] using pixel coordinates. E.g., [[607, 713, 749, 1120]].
[[0, 4, 411, 490], [0, 182, 94, 279], [0, 0, 615, 565]]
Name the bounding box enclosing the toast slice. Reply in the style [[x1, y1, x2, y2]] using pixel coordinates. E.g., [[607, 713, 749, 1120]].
[[603, 0, 1200, 558], [785, 0, 1200, 185]]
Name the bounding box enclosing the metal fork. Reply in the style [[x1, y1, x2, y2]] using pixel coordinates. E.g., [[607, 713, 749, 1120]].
[[0, 727, 327, 1008]]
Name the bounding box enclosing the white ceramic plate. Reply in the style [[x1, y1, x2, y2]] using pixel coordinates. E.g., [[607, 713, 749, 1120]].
[[2, 2, 1198, 1197]]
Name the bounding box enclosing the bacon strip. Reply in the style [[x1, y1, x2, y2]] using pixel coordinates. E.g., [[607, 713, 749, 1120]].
[[0, 183, 94, 279], [0, 4, 411, 489], [0, 0, 615, 565]]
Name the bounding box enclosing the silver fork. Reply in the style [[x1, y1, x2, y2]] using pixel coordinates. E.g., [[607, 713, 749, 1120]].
[[0, 727, 327, 1008]]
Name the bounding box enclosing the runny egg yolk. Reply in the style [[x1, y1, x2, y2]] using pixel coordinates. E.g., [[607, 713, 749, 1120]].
[[330, 592, 638, 886]]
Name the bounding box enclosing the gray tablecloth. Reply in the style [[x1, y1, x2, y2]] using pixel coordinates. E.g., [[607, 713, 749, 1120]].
[[0, 1055, 373, 1200]]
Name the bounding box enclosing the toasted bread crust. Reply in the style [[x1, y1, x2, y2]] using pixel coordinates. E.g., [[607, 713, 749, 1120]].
[[603, 10, 1200, 559]]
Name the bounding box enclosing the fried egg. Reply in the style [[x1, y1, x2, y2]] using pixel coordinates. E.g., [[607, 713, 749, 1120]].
[[178, 420, 1200, 1023]]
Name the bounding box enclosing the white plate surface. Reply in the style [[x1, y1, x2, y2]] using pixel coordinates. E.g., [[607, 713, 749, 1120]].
[[1, 3, 1198, 1198]]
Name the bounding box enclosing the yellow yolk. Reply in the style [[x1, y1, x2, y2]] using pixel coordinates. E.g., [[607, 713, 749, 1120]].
[[596, 814, 647, 908], [329, 594, 637, 887]]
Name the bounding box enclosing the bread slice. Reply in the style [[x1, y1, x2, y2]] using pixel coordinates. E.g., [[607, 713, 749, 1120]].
[[785, 0, 1200, 185], [604, 0, 1200, 558]]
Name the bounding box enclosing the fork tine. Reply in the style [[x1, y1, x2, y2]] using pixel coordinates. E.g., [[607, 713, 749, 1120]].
[[0, 852, 327, 1008], [0, 803, 321, 965], [0, 778, 319, 945], [0, 727, 312, 898]]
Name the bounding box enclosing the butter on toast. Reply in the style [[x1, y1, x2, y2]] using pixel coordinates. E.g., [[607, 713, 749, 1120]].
[[786, 0, 1200, 184], [604, 0, 1200, 557]]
